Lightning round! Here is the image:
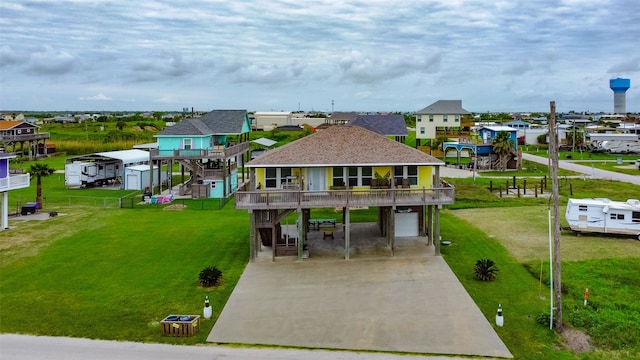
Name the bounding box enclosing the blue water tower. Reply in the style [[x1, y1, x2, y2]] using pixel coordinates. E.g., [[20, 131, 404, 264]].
[[609, 78, 630, 114]]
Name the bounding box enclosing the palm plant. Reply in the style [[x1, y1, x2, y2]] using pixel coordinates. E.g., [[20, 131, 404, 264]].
[[28, 163, 56, 207], [198, 266, 223, 287], [474, 259, 499, 281], [492, 131, 515, 171]]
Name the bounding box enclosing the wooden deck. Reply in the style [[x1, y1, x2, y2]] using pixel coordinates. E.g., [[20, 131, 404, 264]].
[[0, 133, 50, 142], [235, 182, 455, 210]]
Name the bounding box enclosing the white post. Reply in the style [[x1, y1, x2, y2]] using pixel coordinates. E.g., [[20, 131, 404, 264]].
[[2, 192, 9, 230]]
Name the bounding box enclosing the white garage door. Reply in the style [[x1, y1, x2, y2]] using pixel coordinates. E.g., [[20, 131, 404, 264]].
[[126, 174, 138, 190], [394, 212, 419, 237]]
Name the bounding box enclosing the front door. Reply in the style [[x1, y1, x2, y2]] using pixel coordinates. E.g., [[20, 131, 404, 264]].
[[307, 168, 326, 191]]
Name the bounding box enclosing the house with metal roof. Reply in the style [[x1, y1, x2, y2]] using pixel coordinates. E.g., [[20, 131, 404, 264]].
[[235, 125, 455, 261], [151, 110, 251, 198], [415, 100, 472, 145]]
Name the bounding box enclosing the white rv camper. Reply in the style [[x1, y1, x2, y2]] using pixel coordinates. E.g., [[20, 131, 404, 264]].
[[565, 198, 640, 240], [65, 161, 119, 188]]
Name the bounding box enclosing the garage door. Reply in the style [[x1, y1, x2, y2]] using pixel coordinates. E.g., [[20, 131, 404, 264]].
[[394, 212, 419, 237], [126, 174, 138, 190]]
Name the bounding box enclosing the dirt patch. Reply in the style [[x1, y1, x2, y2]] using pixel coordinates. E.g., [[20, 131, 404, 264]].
[[164, 204, 187, 210], [561, 328, 593, 354], [2, 207, 107, 265], [143, 126, 158, 132]]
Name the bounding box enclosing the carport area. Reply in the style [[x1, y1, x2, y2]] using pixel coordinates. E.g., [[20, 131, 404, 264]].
[[208, 223, 512, 358]]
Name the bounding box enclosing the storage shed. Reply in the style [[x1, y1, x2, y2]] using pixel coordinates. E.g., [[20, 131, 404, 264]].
[[124, 165, 166, 190]]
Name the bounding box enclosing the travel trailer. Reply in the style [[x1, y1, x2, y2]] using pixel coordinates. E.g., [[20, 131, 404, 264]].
[[65, 161, 118, 188], [565, 198, 640, 240], [600, 140, 640, 154]]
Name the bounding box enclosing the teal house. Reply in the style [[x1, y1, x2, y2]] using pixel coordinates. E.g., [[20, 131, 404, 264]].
[[151, 110, 251, 198]]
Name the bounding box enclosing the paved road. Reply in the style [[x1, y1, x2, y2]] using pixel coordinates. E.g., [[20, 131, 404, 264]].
[[0, 334, 473, 360], [522, 153, 640, 185]]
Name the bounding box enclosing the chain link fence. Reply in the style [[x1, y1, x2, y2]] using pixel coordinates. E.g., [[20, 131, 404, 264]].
[[10, 194, 231, 214]]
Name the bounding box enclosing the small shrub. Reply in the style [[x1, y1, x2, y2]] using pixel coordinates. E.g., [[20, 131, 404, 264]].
[[474, 259, 499, 281], [198, 266, 223, 287], [536, 312, 551, 327]]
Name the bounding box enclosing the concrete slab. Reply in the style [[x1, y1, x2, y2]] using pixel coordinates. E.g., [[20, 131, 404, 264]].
[[208, 224, 512, 358]]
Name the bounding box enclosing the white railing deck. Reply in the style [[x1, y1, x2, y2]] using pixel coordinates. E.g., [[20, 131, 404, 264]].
[[0, 173, 30, 191], [235, 182, 454, 210]]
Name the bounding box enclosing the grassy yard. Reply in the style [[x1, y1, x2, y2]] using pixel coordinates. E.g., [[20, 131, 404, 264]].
[[2, 147, 639, 357], [447, 177, 640, 210], [440, 211, 640, 360], [0, 205, 249, 344], [451, 206, 640, 262], [570, 160, 640, 176]]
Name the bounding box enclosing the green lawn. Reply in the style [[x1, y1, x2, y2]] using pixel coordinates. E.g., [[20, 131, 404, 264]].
[[440, 212, 640, 360], [570, 160, 640, 176], [3, 150, 639, 357], [439, 213, 575, 360], [1, 206, 249, 344], [447, 177, 640, 210]]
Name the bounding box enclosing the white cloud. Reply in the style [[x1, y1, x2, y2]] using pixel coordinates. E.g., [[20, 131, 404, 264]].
[[0, 0, 638, 112], [80, 93, 113, 101]]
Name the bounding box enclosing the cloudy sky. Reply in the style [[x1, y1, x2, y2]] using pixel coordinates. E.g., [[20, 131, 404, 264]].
[[1, 0, 639, 113]]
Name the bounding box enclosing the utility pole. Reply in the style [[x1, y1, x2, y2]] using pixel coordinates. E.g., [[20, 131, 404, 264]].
[[549, 101, 563, 332]]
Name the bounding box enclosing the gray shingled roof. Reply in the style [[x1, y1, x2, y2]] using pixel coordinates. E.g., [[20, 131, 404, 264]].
[[416, 100, 470, 115], [328, 112, 359, 122], [347, 114, 408, 136], [248, 125, 442, 167], [156, 110, 248, 136]]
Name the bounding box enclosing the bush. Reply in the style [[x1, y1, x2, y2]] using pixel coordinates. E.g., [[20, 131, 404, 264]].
[[536, 312, 551, 327], [198, 266, 223, 287], [537, 133, 548, 145], [474, 259, 499, 281]]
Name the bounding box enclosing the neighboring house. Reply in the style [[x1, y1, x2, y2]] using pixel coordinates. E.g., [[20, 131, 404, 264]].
[[503, 120, 531, 130], [1, 152, 30, 230], [235, 125, 455, 261], [151, 110, 251, 198], [415, 100, 471, 144], [478, 126, 518, 150], [0, 121, 50, 160], [347, 114, 408, 143], [443, 126, 519, 170]]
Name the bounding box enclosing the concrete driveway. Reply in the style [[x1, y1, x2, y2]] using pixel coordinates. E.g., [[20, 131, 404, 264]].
[[208, 224, 512, 358]]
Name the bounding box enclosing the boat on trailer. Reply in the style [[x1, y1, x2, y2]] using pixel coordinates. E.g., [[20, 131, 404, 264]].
[[565, 198, 640, 240]]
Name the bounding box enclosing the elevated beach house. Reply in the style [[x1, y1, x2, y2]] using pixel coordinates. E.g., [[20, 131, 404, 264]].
[[151, 110, 251, 198], [415, 100, 471, 145], [1, 152, 30, 230], [235, 125, 455, 261]]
